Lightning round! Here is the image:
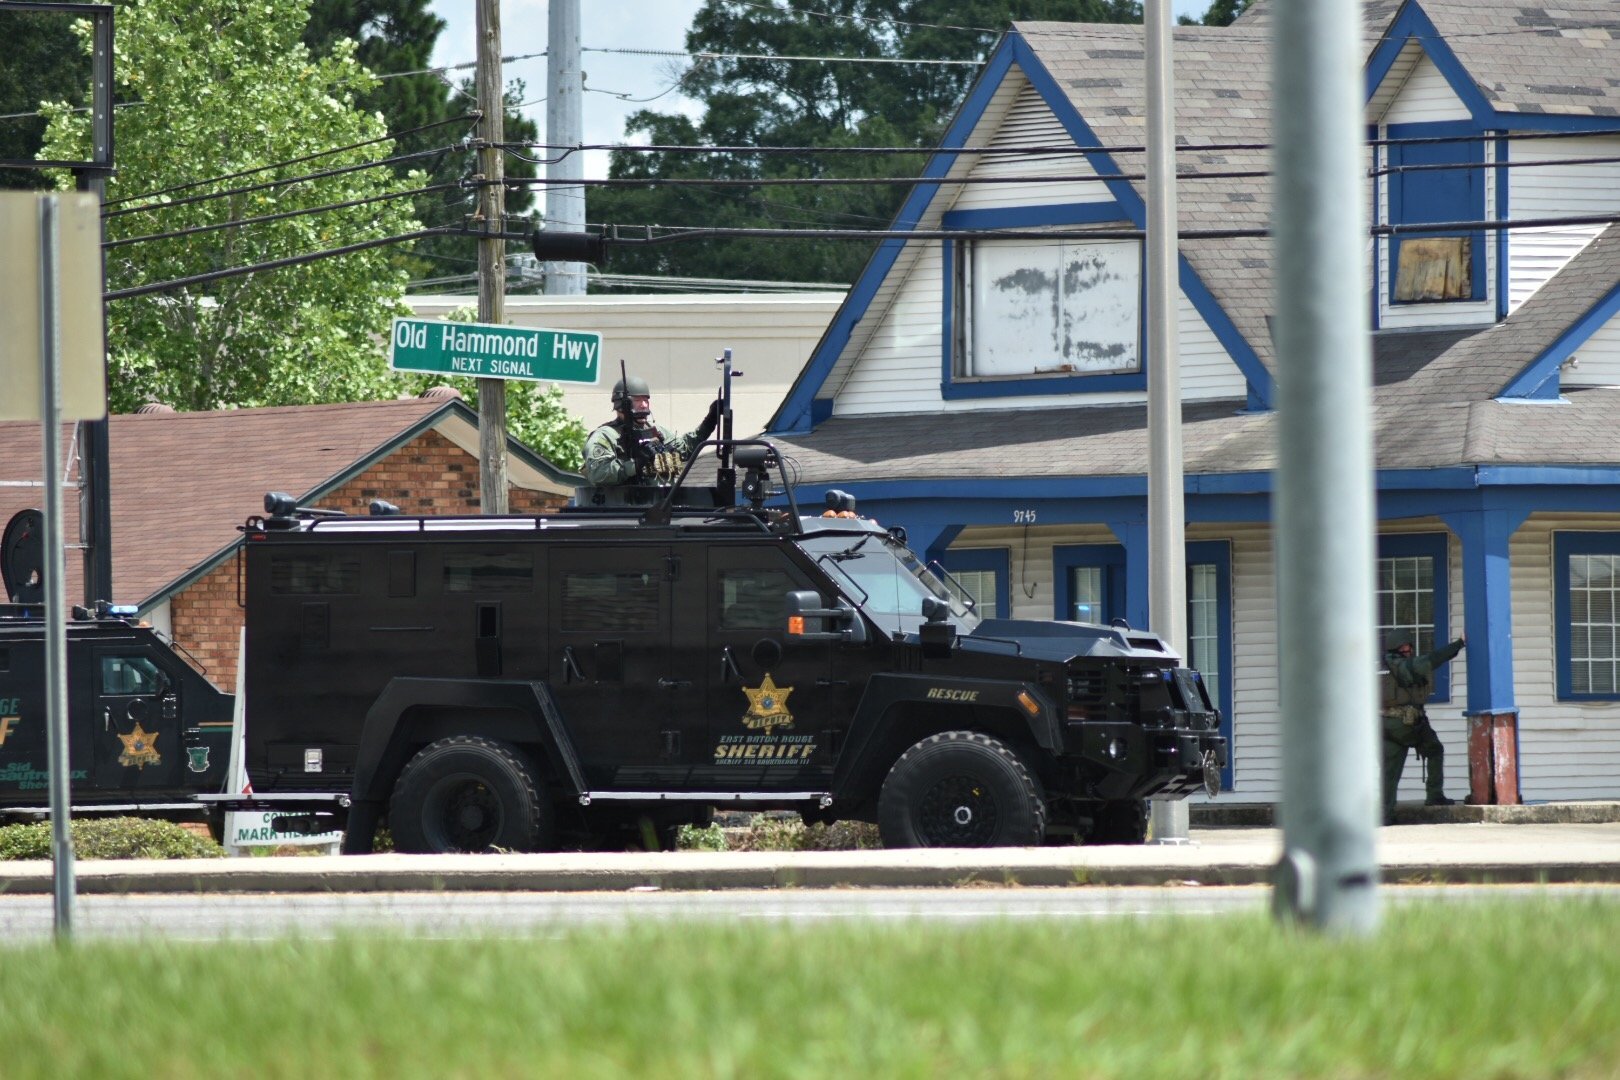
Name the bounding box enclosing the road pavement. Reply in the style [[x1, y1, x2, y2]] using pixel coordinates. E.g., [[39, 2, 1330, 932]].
[[0, 820, 1615, 895]]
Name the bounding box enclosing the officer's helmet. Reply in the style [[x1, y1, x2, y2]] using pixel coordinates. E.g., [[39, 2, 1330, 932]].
[[612, 375, 652, 421], [1384, 629, 1415, 653]]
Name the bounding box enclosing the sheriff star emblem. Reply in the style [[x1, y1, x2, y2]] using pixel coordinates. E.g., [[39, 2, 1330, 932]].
[[742, 673, 795, 734], [117, 722, 162, 769]]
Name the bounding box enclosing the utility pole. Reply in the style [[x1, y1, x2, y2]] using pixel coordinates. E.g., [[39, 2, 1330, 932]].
[[1144, 0, 1188, 844], [544, 0, 585, 295], [1271, 0, 1381, 933], [476, 0, 508, 514]]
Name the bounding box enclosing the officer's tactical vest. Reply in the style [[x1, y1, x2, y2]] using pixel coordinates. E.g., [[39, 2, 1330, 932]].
[[1380, 659, 1428, 723]]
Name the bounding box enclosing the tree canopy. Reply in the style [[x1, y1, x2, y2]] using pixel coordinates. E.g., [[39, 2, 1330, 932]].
[[589, 0, 1142, 288]]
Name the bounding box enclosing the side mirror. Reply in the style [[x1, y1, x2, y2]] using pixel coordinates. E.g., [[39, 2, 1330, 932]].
[[919, 596, 957, 658], [786, 590, 865, 644]]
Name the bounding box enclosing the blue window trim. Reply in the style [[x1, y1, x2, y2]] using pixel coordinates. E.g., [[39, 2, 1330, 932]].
[[938, 547, 1010, 619], [1553, 532, 1620, 702], [942, 203, 1146, 399], [1379, 532, 1451, 702], [1386, 120, 1487, 305], [1185, 541, 1234, 790], [1052, 544, 1125, 625]]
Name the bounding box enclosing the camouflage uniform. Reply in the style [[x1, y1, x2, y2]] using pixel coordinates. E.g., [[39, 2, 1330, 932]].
[[1380, 633, 1465, 821], [583, 414, 714, 487]]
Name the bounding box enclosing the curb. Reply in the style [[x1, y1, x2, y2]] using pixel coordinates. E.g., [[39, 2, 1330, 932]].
[[1192, 800, 1620, 827]]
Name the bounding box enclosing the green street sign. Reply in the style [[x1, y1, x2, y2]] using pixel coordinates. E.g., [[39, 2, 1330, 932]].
[[388, 317, 601, 384]]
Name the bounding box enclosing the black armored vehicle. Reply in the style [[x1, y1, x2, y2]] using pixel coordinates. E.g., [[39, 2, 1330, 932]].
[[0, 602, 234, 820], [240, 432, 1226, 853]]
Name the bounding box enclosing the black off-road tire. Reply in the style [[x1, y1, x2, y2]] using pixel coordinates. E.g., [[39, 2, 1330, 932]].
[[1084, 798, 1149, 846], [877, 731, 1047, 848], [389, 736, 553, 854]]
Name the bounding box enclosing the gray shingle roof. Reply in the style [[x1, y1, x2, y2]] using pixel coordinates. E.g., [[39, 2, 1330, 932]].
[[1424, 1, 1620, 118]]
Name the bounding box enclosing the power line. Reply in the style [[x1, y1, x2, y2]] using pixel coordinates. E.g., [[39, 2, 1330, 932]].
[[497, 170, 1273, 188], [588, 45, 981, 66], [102, 144, 464, 219], [105, 226, 457, 301], [727, 0, 1000, 37], [104, 182, 462, 251], [103, 115, 478, 207]]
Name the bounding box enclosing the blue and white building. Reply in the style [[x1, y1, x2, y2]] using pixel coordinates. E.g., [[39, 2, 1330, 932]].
[[765, 0, 1620, 804]]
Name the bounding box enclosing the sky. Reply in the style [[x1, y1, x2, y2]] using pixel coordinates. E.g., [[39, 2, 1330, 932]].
[[426, 1, 1214, 180]]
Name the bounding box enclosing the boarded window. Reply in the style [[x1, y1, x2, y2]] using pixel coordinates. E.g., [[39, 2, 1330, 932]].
[[270, 554, 360, 595], [957, 238, 1140, 378], [444, 551, 533, 593], [1393, 237, 1473, 302], [561, 571, 659, 632]]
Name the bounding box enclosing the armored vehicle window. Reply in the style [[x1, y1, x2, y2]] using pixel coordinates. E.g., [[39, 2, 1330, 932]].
[[799, 534, 981, 633], [271, 554, 360, 595], [100, 655, 164, 696], [0, 648, 7, 672], [444, 551, 534, 593], [561, 571, 659, 632], [719, 569, 797, 630]]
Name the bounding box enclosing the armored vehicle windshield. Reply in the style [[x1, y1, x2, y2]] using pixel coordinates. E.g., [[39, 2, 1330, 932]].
[[796, 532, 982, 635]]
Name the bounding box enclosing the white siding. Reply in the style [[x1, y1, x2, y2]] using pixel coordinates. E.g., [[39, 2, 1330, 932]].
[[1379, 53, 1471, 125], [1561, 308, 1620, 388], [1506, 135, 1620, 312], [828, 77, 1248, 417], [1511, 516, 1620, 801]]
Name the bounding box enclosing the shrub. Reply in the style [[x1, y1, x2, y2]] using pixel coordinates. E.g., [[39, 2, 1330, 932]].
[[0, 818, 224, 860]]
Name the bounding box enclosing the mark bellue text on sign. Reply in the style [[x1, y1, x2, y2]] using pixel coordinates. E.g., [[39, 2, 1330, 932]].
[[388, 317, 601, 384]]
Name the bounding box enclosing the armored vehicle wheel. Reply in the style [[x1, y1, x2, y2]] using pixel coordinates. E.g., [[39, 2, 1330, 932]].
[[389, 736, 553, 853], [1084, 799, 1149, 845], [878, 731, 1046, 848]]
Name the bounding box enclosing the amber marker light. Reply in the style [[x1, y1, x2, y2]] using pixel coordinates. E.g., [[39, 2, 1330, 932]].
[[1017, 690, 1040, 716], [789, 616, 805, 635]]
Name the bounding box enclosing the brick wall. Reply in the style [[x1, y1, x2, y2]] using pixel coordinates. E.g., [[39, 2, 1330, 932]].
[[168, 429, 567, 691]]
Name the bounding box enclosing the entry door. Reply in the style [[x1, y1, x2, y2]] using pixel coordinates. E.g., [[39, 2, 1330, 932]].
[[91, 648, 184, 791], [549, 545, 694, 790], [696, 544, 835, 791]]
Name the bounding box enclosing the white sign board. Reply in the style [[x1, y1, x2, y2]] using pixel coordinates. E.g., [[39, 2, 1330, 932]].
[[0, 192, 106, 421]]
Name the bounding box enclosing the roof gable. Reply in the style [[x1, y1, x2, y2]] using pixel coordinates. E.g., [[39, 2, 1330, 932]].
[[767, 26, 1271, 434], [1367, 1, 1620, 129], [0, 398, 579, 608]]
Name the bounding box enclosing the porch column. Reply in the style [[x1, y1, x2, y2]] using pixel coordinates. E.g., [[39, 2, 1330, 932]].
[[1106, 519, 1152, 633], [902, 521, 964, 566], [1440, 507, 1529, 805]]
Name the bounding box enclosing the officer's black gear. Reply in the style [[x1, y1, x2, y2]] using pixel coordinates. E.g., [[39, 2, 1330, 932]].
[[692, 397, 722, 444]]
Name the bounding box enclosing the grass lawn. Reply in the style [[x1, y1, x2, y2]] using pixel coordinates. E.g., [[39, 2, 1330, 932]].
[[1, 896, 1615, 1078]]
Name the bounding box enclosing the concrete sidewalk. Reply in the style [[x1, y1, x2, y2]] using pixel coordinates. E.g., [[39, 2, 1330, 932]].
[[0, 821, 1616, 894]]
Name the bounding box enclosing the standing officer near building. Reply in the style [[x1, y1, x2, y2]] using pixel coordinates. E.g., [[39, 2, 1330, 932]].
[[1380, 630, 1465, 822], [583, 374, 720, 487]]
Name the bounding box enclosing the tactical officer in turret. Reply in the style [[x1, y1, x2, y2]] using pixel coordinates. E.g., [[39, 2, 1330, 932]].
[[583, 374, 720, 487], [1380, 629, 1465, 823]]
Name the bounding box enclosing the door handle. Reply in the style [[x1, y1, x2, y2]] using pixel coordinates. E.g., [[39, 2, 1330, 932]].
[[657, 678, 693, 691], [103, 706, 110, 731], [720, 646, 741, 684], [562, 646, 584, 684]]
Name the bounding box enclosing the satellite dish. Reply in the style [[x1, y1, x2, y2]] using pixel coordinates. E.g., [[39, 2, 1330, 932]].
[[2, 509, 45, 604]]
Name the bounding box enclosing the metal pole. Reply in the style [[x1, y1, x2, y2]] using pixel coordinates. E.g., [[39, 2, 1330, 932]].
[[1145, 0, 1188, 844], [77, 10, 115, 606], [39, 194, 77, 940], [1271, 0, 1380, 933], [476, 0, 509, 514], [544, 0, 585, 295]]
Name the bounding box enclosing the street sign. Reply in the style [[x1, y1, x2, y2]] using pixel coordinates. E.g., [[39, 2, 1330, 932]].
[[388, 317, 601, 384]]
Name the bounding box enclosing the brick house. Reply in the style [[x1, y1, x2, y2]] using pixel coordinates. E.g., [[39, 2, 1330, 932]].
[[0, 394, 579, 691]]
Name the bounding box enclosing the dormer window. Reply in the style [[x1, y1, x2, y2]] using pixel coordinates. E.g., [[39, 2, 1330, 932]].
[[1387, 121, 1486, 304]]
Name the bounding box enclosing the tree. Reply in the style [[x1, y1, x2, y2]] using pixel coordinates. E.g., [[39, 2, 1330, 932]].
[[0, 7, 89, 190], [590, 0, 1142, 287], [1192, 0, 1253, 27], [302, 1, 540, 286], [41, 0, 423, 414]]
